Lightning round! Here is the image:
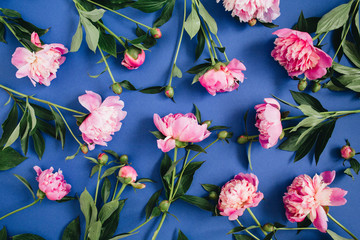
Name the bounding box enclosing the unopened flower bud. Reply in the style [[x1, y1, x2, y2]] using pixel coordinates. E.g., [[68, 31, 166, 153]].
[[175, 140, 188, 148], [118, 166, 137, 184], [208, 191, 218, 200], [165, 86, 174, 98], [237, 135, 249, 144], [98, 153, 108, 165], [218, 131, 228, 140], [248, 18, 257, 26], [119, 154, 129, 164], [312, 82, 321, 93], [111, 82, 123, 95], [159, 200, 170, 212], [341, 145, 355, 159], [80, 144, 88, 154], [37, 189, 46, 200], [202, 120, 212, 128], [298, 80, 307, 91], [132, 182, 146, 189], [262, 223, 275, 232], [150, 28, 162, 39]]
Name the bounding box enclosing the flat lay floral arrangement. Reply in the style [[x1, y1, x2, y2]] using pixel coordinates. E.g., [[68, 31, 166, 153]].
[[0, 0, 359, 240]]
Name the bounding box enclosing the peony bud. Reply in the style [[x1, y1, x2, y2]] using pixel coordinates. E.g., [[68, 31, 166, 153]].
[[218, 131, 228, 140], [118, 166, 137, 183], [121, 46, 145, 70], [119, 154, 129, 165], [111, 82, 123, 95], [150, 28, 162, 39], [175, 140, 188, 148], [262, 223, 275, 232], [298, 80, 307, 91], [208, 191, 218, 200], [341, 145, 355, 159], [202, 120, 212, 128], [159, 200, 170, 212], [165, 86, 174, 98], [132, 182, 146, 189], [80, 144, 88, 154], [36, 189, 46, 200], [98, 153, 108, 165], [248, 18, 257, 26], [312, 82, 321, 93], [237, 135, 249, 144]]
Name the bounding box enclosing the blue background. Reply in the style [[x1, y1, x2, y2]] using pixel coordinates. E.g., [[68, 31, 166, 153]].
[[0, 0, 359, 239]]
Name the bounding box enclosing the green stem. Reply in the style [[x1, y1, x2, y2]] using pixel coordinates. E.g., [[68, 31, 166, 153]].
[[98, 46, 116, 84], [202, 20, 218, 60], [282, 115, 306, 121], [276, 227, 318, 231], [328, 213, 358, 240], [332, 0, 360, 61], [151, 213, 167, 240], [171, 149, 191, 201], [112, 180, 119, 201], [0, 198, 40, 220], [115, 183, 126, 200], [97, 21, 126, 47], [236, 219, 260, 240], [317, 32, 328, 46], [129, 216, 153, 233], [247, 208, 267, 236], [200, 24, 215, 65], [312, 33, 321, 41], [0, 16, 29, 50], [94, 165, 103, 205], [168, 0, 186, 87], [168, 147, 178, 202], [185, 138, 219, 168], [0, 84, 86, 115], [215, 34, 229, 62]]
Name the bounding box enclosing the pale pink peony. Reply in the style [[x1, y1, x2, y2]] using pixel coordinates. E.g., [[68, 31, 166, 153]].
[[153, 113, 211, 152], [216, 0, 280, 23], [340, 145, 355, 159], [199, 59, 246, 96], [11, 32, 68, 86], [218, 173, 264, 221], [118, 166, 145, 189], [33, 166, 71, 201], [121, 47, 145, 70], [271, 28, 333, 80], [255, 98, 283, 149], [283, 171, 347, 232], [79, 91, 127, 151]]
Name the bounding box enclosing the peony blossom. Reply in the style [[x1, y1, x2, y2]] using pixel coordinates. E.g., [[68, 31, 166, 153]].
[[271, 28, 332, 80], [79, 91, 127, 151], [218, 173, 264, 221], [33, 166, 71, 201], [340, 145, 355, 160], [11, 32, 68, 86], [283, 171, 347, 232], [118, 166, 145, 189], [153, 113, 211, 152], [216, 0, 280, 24], [121, 47, 145, 70], [255, 98, 282, 149], [199, 59, 246, 96]]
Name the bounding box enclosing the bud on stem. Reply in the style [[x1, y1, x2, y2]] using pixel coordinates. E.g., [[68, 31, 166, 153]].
[[111, 82, 123, 95], [298, 80, 307, 91], [165, 86, 174, 98], [218, 131, 228, 140]]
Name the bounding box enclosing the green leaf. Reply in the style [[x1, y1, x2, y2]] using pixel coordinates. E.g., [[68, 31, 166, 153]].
[[0, 147, 27, 171], [290, 91, 327, 112], [14, 174, 35, 199], [103, 149, 120, 159], [99, 200, 119, 223], [227, 227, 246, 234], [344, 168, 354, 179], [293, 17, 320, 33], [0, 226, 7, 240], [185, 144, 206, 153], [79, 9, 105, 22], [131, 0, 167, 13], [9, 18, 49, 36], [180, 195, 214, 212], [174, 161, 204, 199], [291, 117, 322, 132], [343, 40, 360, 68], [120, 80, 137, 91], [145, 189, 162, 219], [294, 127, 321, 162], [3, 104, 26, 148], [100, 200, 126, 240], [160, 153, 171, 197], [108, 233, 137, 240], [349, 158, 360, 174], [184, 3, 201, 39], [336, 74, 360, 92], [71, 21, 83, 52], [197, 1, 217, 34], [296, 11, 308, 32], [263, 232, 275, 240], [88, 221, 102, 240], [101, 165, 121, 179], [316, 1, 353, 34], [62, 217, 81, 240], [193, 104, 202, 123], [129, 34, 147, 44], [187, 62, 212, 74], [352, 10, 360, 46], [153, 0, 175, 27], [65, 146, 81, 161], [272, 95, 298, 108], [315, 120, 336, 164], [278, 128, 306, 152], [177, 230, 189, 240], [150, 131, 165, 139], [80, 189, 97, 237], [233, 234, 257, 240], [101, 177, 111, 203], [172, 64, 182, 78], [201, 184, 220, 193], [332, 62, 360, 75], [208, 126, 229, 131], [88, 67, 108, 79], [139, 86, 164, 94], [12, 234, 45, 240], [80, 16, 99, 52], [32, 130, 45, 160], [164, 158, 181, 178], [195, 27, 205, 60], [37, 119, 56, 139], [0, 23, 6, 43], [90, 165, 100, 178], [0, 8, 21, 18], [332, 26, 345, 61], [137, 178, 155, 183], [56, 196, 77, 203], [51, 109, 66, 149], [327, 229, 353, 240], [99, 32, 117, 57]]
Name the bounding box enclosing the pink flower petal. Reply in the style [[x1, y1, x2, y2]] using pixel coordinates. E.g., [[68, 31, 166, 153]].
[[78, 91, 102, 112], [312, 206, 328, 233]]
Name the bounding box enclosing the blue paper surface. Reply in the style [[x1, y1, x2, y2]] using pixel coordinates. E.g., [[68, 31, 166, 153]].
[[0, 0, 359, 239]]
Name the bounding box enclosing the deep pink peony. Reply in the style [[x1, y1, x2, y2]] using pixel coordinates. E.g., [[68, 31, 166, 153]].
[[79, 91, 127, 151], [218, 173, 264, 221], [33, 166, 71, 201], [283, 171, 347, 232], [216, 0, 280, 23], [153, 113, 211, 152], [121, 47, 145, 70], [199, 59, 246, 96], [255, 98, 282, 149], [340, 145, 355, 159], [271, 28, 333, 80], [11, 32, 68, 86]]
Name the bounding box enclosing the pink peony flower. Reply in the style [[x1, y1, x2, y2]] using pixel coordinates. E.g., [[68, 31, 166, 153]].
[[118, 166, 138, 183], [199, 59, 246, 96], [11, 32, 68, 86], [79, 91, 127, 151], [283, 171, 347, 232], [153, 113, 211, 152], [33, 166, 71, 201], [271, 28, 333, 80], [255, 98, 283, 149], [121, 47, 145, 70], [216, 0, 280, 23], [218, 173, 264, 221], [340, 145, 355, 159]]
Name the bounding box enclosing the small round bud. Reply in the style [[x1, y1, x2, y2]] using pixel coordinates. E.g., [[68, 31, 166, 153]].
[[298, 80, 307, 91], [37, 189, 46, 200], [165, 86, 174, 98], [279, 130, 285, 140], [111, 82, 123, 95], [159, 200, 170, 212], [248, 18, 257, 26], [119, 154, 129, 164], [80, 144, 88, 154], [208, 191, 218, 200], [150, 28, 162, 39], [175, 140, 188, 148], [218, 131, 228, 140], [98, 153, 108, 165], [237, 135, 249, 144], [262, 223, 275, 232], [341, 145, 355, 159], [312, 82, 321, 93], [202, 120, 212, 128]]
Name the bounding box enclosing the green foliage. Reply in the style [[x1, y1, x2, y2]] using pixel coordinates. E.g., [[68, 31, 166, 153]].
[[62, 217, 81, 240]]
